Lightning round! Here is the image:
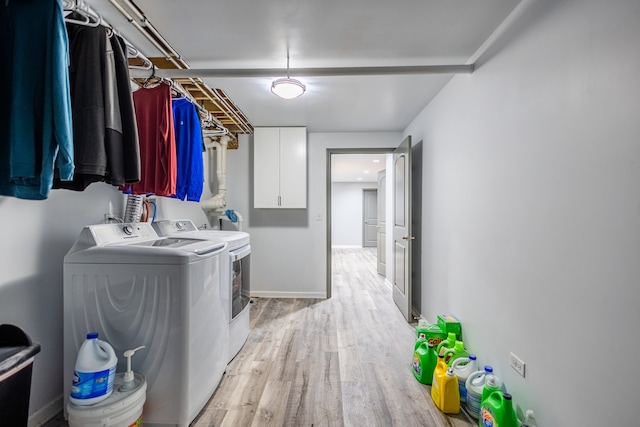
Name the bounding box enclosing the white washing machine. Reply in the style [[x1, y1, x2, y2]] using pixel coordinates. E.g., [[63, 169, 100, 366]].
[[63, 223, 228, 427], [153, 219, 250, 363]]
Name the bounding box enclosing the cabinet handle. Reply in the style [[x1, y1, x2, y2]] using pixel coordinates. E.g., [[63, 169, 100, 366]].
[[278, 195, 281, 206]]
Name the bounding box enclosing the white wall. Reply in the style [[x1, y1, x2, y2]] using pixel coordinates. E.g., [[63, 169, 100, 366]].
[[403, 0, 640, 425], [0, 184, 125, 424], [0, 150, 218, 424], [174, 132, 402, 298], [223, 132, 400, 298], [331, 182, 376, 247]]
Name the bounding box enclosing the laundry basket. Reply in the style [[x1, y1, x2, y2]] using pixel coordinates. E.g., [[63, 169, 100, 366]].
[[0, 324, 41, 426]]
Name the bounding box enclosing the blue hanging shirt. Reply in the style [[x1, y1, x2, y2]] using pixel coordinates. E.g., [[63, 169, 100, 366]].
[[171, 98, 204, 202]]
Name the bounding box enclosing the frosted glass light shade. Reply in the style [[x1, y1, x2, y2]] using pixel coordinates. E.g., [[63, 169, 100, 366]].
[[271, 77, 306, 99]]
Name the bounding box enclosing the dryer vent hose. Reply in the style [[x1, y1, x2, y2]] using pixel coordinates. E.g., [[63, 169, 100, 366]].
[[123, 194, 144, 223]]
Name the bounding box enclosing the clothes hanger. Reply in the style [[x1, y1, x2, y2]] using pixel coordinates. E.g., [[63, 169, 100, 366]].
[[63, 0, 101, 27]]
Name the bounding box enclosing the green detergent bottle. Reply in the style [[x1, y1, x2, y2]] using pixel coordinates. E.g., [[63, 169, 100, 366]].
[[412, 341, 437, 384], [444, 340, 469, 366], [414, 332, 426, 350], [436, 332, 457, 356], [479, 392, 519, 427], [481, 373, 502, 406], [415, 321, 447, 348]]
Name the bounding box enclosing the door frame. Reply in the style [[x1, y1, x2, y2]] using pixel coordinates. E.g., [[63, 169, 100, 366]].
[[326, 148, 394, 298]]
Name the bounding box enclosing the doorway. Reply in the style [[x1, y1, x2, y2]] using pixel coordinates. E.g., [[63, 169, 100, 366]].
[[326, 148, 392, 298], [326, 142, 423, 323]]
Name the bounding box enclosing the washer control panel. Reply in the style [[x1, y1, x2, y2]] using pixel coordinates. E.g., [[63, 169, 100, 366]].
[[90, 222, 159, 245]]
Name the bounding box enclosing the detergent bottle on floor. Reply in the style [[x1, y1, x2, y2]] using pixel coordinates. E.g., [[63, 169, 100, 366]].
[[69, 332, 117, 406], [415, 320, 447, 348], [444, 340, 469, 366], [465, 365, 494, 419], [451, 354, 477, 403], [412, 341, 437, 384], [481, 371, 502, 407], [431, 353, 448, 389], [431, 367, 460, 414], [436, 332, 457, 355], [480, 392, 519, 427]]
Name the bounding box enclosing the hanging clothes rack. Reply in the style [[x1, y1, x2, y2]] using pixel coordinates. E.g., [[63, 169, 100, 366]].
[[139, 68, 228, 135], [63, 0, 228, 134], [63, 0, 100, 27], [64, 0, 153, 71], [106, 0, 253, 137]]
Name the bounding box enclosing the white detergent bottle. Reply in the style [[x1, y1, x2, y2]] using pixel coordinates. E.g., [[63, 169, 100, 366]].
[[465, 365, 494, 419], [451, 354, 477, 403], [69, 332, 117, 406]]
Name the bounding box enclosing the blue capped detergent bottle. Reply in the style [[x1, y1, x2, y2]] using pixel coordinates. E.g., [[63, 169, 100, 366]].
[[465, 365, 494, 419], [451, 354, 477, 403], [69, 332, 117, 406]]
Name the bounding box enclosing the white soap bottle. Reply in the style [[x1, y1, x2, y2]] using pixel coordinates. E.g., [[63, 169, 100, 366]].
[[69, 332, 117, 406]]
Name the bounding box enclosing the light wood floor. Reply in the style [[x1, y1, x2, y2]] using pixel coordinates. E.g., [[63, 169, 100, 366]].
[[193, 247, 473, 427], [45, 248, 473, 427]]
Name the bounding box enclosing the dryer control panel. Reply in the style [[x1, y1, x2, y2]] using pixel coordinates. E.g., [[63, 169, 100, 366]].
[[152, 219, 198, 235]]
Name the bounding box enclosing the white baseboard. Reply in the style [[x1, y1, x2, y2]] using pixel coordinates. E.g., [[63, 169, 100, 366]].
[[29, 395, 63, 427], [384, 278, 393, 289], [250, 291, 326, 299], [331, 245, 362, 248]]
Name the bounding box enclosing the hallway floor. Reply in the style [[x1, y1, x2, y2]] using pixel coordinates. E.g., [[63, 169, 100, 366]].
[[45, 248, 473, 426]]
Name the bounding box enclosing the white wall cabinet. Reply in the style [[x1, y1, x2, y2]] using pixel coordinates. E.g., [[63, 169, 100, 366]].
[[253, 127, 307, 208]]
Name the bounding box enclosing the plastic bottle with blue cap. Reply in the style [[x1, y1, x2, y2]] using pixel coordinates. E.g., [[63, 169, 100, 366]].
[[67, 346, 147, 427], [465, 365, 496, 419], [451, 354, 477, 402], [69, 332, 117, 406]]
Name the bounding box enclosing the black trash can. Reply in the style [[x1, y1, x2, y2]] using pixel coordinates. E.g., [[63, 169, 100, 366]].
[[0, 324, 41, 427]]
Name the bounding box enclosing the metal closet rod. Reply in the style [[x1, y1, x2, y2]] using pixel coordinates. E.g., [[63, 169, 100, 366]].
[[108, 0, 252, 133], [138, 64, 475, 79]]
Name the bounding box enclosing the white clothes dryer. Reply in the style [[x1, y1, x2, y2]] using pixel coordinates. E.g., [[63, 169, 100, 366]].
[[153, 219, 250, 363], [63, 223, 228, 427]]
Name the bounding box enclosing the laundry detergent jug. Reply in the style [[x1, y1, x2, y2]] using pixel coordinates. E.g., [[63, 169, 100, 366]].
[[451, 354, 477, 402], [481, 372, 502, 407], [431, 368, 460, 414], [415, 321, 447, 347], [69, 332, 117, 406], [480, 392, 519, 427], [412, 341, 437, 384], [444, 340, 469, 366], [436, 332, 457, 355], [465, 365, 494, 419]]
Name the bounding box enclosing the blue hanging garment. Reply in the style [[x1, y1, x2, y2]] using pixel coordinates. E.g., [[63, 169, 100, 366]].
[[0, 0, 74, 200], [171, 98, 204, 202]]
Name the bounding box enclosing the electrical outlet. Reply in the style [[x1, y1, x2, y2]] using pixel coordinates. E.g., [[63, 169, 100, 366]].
[[510, 352, 526, 377]]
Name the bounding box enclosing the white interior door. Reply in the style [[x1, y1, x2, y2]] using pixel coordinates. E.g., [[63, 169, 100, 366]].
[[377, 170, 386, 275], [363, 189, 377, 247], [392, 136, 412, 321]]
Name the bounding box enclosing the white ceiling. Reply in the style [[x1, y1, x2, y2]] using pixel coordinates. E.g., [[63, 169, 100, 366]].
[[331, 153, 388, 183], [85, 0, 522, 133]]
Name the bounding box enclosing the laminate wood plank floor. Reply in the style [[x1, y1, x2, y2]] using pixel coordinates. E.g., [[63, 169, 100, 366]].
[[44, 248, 473, 427], [193, 247, 473, 427]]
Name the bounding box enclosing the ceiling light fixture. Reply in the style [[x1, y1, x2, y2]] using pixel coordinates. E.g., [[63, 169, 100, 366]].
[[271, 53, 306, 100]]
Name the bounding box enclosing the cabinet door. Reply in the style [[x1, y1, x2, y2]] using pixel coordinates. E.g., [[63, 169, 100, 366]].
[[254, 128, 281, 208], [279, 127, 307, 208]]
